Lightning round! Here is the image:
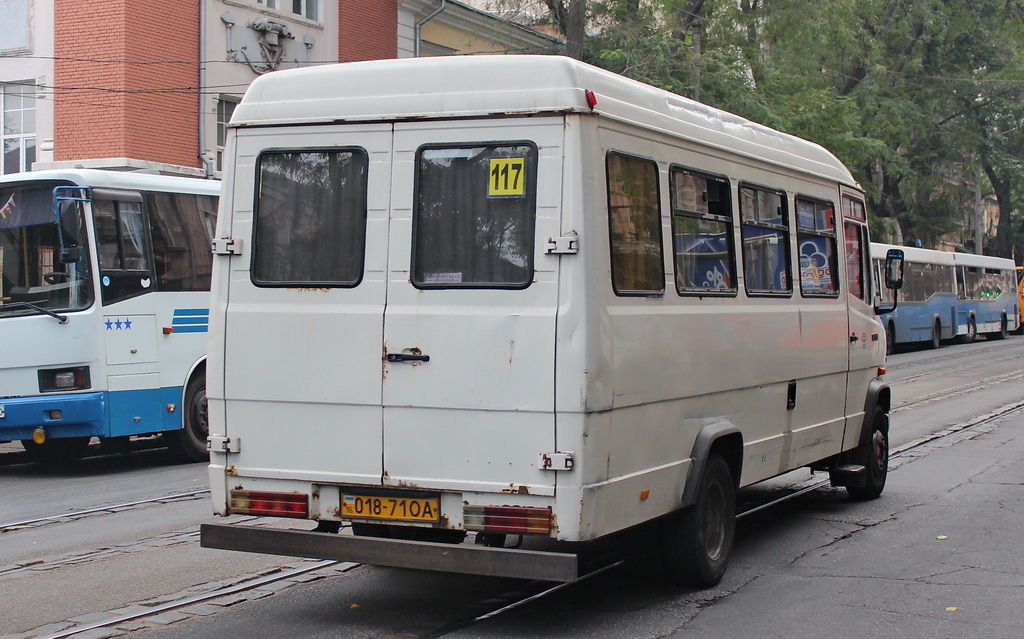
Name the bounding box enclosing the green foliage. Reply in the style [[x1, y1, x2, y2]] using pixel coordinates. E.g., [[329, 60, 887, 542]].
[[523, 0, 1024, 258]]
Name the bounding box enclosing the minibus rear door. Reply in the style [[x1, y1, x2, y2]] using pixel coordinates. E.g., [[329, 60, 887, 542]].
[[381, 119, 565, 497]]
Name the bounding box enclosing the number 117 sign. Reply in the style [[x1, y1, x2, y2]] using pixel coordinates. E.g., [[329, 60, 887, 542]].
[[488, 158, 526, 198]]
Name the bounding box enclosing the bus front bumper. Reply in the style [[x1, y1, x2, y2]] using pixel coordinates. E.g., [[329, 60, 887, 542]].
[[0, 392, 106, 441]]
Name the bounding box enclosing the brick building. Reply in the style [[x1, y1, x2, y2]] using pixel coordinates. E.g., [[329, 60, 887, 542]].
[[0, 0, 558, 177]]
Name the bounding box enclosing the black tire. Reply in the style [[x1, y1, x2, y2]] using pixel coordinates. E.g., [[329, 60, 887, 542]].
[[885, 321, 895, 356], [21, 436, 91, 464], [165, 372, 209, 462], [988, 316, 1008, 341], [929, 320, 941, 349], [958, 318, 977, 344], [661, 454, 736, 587], [847, 411, 889, 500]]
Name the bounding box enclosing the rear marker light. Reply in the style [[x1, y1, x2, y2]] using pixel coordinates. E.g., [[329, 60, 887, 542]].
[[463, 505, 552, 535], [585, 89, 597, 110], [229, 490, 309, 518]]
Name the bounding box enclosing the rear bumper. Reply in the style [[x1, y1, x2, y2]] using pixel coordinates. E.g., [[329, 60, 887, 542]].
[[200, 522, 580, 582]]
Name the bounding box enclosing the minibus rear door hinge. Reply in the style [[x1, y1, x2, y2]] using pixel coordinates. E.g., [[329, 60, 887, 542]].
[[211, 237, 243, 256], [207, 436, 241, 453], [546, 232, 579, 255], [540, 452, 574, 471]]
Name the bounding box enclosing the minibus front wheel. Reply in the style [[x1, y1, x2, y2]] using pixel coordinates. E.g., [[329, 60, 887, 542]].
[[660, 454, 736, 587], [847, 410, 889, 500]]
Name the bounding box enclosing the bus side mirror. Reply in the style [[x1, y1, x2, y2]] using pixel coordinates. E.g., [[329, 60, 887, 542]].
[[60, 246, 82, 264], [875, 248, 904, 315], [57, 199, 84, 263], [884, 249, 904, 290]]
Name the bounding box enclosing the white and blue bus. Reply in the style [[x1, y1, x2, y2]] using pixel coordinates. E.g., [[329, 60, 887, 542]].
[[0, 169, 219, 462], [952, 251, 1019, 342], [873, 242, 1018, 351]]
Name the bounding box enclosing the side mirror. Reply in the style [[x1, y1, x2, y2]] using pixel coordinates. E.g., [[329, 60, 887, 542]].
[[60, 246, 82, 264], [875, 248, 904, 315], [58, 199, 83, 246], [884, 249, 904, 290]]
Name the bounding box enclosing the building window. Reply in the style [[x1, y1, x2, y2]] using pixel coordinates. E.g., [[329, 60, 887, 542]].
[[216, 97, 240, 172], [257, 0, 318, 21], [2, 83, 36, 175]]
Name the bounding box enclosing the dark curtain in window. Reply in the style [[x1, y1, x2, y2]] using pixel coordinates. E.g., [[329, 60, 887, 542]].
[[413, 145, 536, 288], [253, 150, 368, 286]]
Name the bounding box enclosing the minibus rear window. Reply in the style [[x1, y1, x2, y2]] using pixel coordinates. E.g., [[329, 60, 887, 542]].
[[413, 144, 537, 289], [252, 149, 368, 287]]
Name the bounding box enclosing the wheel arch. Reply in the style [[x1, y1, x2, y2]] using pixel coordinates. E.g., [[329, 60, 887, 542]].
[[681, 422, 742, 509], [859, 379, 891, 449]]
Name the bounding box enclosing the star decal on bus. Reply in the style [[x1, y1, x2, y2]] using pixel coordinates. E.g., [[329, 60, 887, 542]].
[[105, 318, 134, 330]]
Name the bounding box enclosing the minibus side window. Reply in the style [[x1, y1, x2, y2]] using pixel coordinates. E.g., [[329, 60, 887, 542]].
[[413, 143, 537, 289], [740, 185, 790, 295], [843, 221, 867, 302], [607, 152, 664, 296], [252, 149, 368, 287], [796, 197, 839, 297], [669, 167, 735, 296]]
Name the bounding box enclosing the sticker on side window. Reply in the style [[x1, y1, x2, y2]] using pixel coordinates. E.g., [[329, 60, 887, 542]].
[[488, 158, 526, 198]]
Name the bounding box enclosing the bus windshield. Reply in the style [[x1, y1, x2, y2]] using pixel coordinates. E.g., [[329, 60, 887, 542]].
[[0, 184, 94, 317]]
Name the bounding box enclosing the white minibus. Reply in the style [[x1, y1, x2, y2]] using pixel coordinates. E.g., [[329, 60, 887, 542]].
[[201, 55, 902, 587]]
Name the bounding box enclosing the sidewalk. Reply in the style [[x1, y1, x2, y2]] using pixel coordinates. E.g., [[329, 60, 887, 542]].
[[671, 411, 1024, 639]]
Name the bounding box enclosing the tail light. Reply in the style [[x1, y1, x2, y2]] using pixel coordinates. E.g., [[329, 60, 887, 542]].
[[463, 505, 552, 535], [230, 490, 309, 518]]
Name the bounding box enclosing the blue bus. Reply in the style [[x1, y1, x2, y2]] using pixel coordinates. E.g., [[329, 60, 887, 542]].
[[873, 243, 1018, 351], [952, 251, 1019, 341]]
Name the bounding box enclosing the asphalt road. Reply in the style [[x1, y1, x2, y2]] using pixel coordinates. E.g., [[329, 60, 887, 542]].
[[2, 335, 1022, 638]]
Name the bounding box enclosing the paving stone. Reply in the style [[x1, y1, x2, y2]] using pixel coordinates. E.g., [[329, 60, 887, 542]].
[[145, 612, 190, 626], [182, 603, 223, 616], [68, 612, 118, 624], [69, 628, 125, 639], [106, 604, 152, 617], [22, 622, 73, 634]]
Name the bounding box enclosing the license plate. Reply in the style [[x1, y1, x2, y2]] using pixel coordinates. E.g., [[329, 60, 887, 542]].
[[340, 493, 440, 522]]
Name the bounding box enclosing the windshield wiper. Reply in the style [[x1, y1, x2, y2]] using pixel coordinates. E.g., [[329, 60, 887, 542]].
[[0, 300, 69, 324]]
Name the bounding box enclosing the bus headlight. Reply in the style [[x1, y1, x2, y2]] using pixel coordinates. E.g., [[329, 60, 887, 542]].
[[38, 366, 91, 392]]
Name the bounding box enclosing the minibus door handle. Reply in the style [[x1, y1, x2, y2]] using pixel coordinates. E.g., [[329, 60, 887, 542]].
[[387, 353, 431, 363], [849, 334, 859, 343]]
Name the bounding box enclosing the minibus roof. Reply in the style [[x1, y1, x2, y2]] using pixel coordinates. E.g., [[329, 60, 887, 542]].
[[233, 55, 859, 188]]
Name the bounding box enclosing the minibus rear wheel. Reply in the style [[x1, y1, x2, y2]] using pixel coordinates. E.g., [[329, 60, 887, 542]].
[[661, 454, 735, 587]]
